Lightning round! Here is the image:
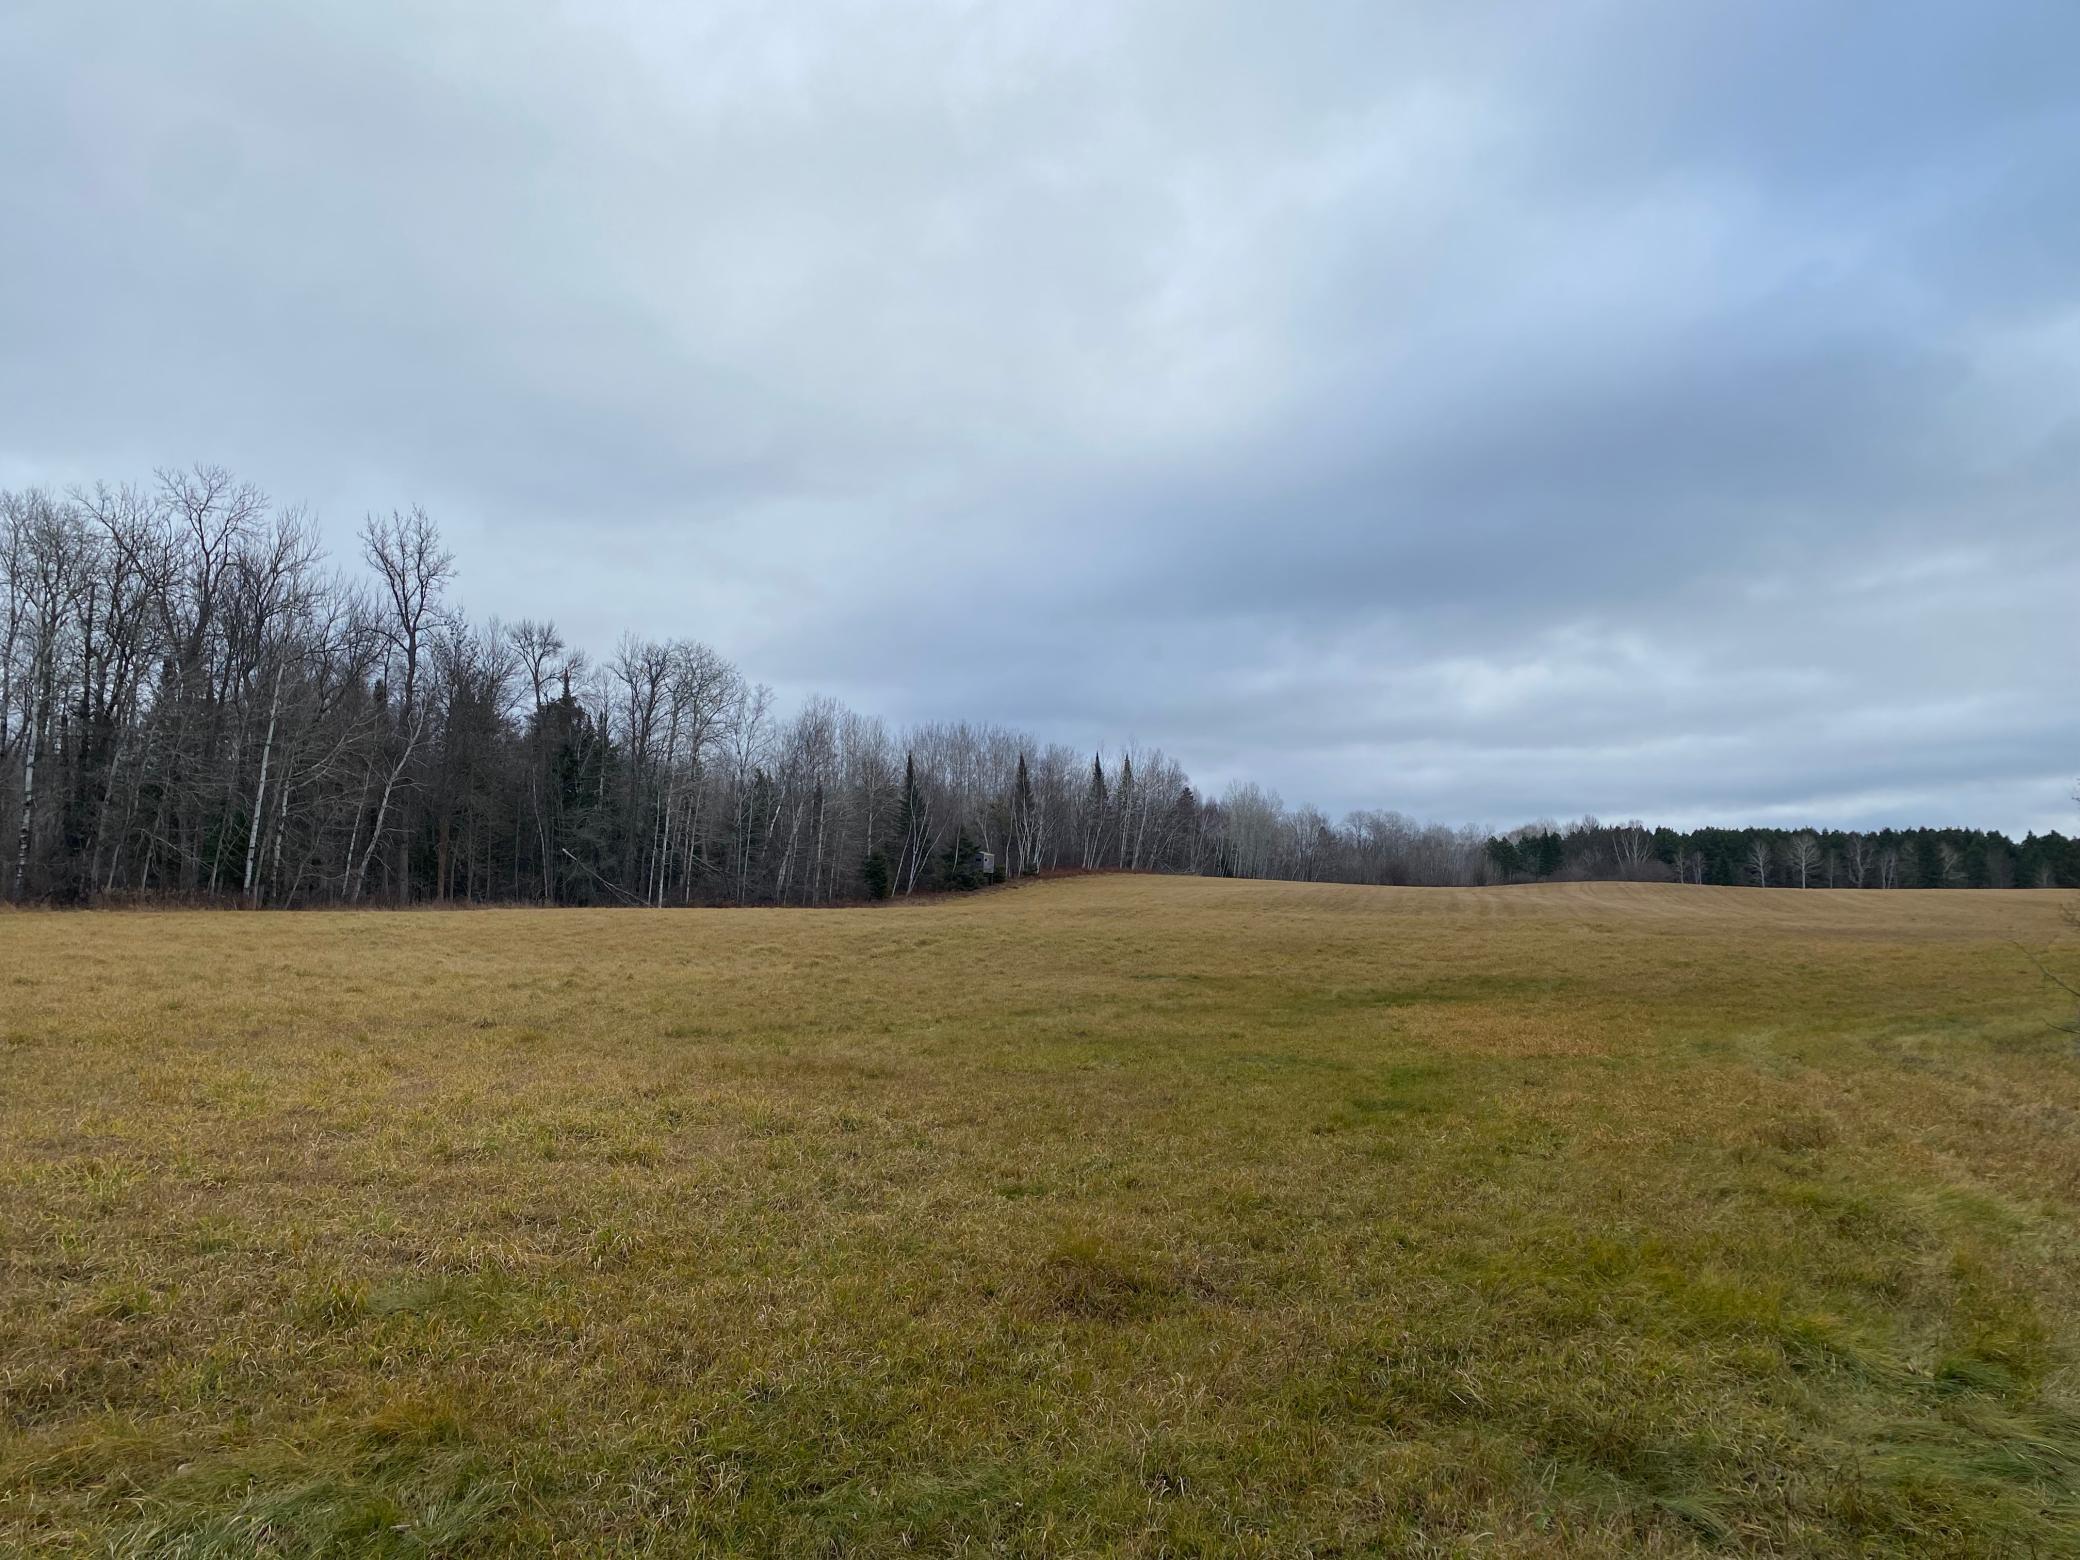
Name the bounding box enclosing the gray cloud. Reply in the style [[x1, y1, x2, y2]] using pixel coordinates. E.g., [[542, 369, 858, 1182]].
[[3, 0, 2074, 832]]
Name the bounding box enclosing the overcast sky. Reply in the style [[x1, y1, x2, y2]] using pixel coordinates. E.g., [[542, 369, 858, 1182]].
[[4, 2, 2075, 834]]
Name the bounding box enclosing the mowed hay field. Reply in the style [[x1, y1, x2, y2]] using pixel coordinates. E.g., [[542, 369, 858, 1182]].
[[4, 879, 2080, 1556]]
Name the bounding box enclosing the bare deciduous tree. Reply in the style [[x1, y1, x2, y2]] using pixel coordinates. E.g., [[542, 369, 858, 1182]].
[[1784, 832, 1820, 889], [4, 466, 2067, 909]]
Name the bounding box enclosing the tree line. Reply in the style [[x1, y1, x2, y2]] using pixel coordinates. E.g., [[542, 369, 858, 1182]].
[[1484, 819, 2078, 891], [4, 470, 2069, 906]]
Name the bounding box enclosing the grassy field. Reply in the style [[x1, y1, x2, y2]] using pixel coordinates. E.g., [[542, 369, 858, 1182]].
[[3, 876, 2079, 1556]]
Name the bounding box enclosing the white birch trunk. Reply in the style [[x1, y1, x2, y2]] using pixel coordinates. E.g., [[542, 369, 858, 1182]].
[[350, 715, 423, 902], [243, 663, 285, 905], [10, 692, 36, 901]]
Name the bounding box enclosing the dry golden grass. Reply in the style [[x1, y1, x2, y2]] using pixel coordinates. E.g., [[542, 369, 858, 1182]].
[[4, 876, 2079, 1555]]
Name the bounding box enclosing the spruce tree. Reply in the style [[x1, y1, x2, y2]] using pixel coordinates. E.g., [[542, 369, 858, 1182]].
[[1485, 836, 1522, 879], [1012, 752, 1036, 876], [896, 752, 928, 893], [1532, 831, 1564, 878], [1116, 754, 1135, 867], [1081, 754, 1108, 868]]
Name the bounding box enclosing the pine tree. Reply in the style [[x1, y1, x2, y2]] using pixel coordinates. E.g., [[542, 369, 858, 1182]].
[[1081, 753, 1108, 869], [1532, 831, 1564, 878], [1115, 753, 1135, 867], [1011, 751, 1037, 877], [895, 752, 930, 895], [1485, 836, 1522, 879]]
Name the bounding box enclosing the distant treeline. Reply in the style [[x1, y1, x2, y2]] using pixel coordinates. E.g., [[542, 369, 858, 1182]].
[[1483, 820, 2077, 890], [4, 470, 2069, 906]]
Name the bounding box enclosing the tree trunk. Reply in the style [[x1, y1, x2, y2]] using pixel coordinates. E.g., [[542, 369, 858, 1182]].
[[351, 717, 422, 902], [11, 693, 37, 901], [243, 663, 284, 905]]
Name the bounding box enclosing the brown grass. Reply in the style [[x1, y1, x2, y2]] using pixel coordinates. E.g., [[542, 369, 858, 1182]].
[[3, 876, 2079, 1555]]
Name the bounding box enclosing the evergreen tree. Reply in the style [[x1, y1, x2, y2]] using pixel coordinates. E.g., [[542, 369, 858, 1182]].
[[1485, 836, 1522, 879], [1115, 753, 1135, 867], [1011, 751, 1037, 876], [1081, 753, 1108, 868], [895, 751, 929, 894], [1531, 831, 1564, 878], [939, 828, 985, 890]]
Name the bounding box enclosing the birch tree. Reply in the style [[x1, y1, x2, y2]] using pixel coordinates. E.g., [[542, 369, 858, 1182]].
[[352, 508, 453, 901], [1784, 832, 1820, 889]]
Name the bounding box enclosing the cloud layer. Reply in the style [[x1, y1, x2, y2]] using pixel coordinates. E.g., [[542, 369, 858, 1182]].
[[4, 0, 2075, 831]]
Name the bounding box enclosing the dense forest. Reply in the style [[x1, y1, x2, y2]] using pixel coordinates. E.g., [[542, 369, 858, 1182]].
[[4, 471, 2072, 906], [1484, 819, 2076, 892]]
